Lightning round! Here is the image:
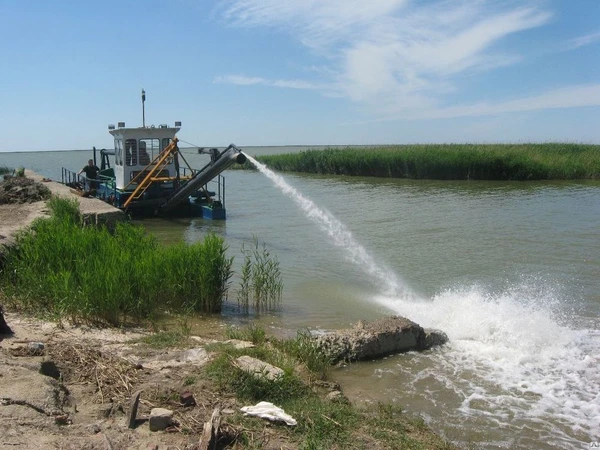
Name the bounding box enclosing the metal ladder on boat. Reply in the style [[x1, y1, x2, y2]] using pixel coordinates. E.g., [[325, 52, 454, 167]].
[[123, 138, 179, 208]]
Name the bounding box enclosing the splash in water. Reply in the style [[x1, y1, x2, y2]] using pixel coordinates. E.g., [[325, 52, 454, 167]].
[[244, 154, 412, 298], [374, 282, 600, 448]]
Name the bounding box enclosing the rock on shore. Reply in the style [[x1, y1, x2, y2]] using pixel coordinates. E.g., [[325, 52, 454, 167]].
[[314, 316, 448, 364]]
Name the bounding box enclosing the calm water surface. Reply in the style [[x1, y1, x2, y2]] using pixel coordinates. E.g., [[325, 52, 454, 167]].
[[2, 147, 599, 449]]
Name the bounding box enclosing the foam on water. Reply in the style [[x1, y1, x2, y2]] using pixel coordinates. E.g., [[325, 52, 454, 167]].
[[375, 282, 600, 446], [245, 154, 412, 298]]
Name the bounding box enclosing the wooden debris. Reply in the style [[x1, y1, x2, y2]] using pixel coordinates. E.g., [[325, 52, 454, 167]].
[[47, 342, 139, 404], [197, 408, 221, 450], [127, 390, 142, 429]]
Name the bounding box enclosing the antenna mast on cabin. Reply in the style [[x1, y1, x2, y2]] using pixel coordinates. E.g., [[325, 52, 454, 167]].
[[141, 89, 146, 127]]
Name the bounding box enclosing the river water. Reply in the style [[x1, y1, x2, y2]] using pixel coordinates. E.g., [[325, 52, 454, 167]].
[[2, 147, 599, 449]]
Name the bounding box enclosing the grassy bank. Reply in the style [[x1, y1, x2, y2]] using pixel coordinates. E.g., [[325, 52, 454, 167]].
[[199, 324, 455, 449], [0, 197, 233, 325], [246, 143, 600, 180]]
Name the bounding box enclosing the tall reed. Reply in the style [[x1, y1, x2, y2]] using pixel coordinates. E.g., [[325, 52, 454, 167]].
[[1, 197, 233, 324], [237, 238, 283, 313], [251, 143, 600, 180]]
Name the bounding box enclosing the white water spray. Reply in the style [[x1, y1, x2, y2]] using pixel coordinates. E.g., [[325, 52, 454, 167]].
[[374, 283, 600, 447], [245, 154, 411, 298]]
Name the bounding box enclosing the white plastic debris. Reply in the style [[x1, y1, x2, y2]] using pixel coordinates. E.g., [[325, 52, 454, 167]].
[[240, 401, 297, 426]]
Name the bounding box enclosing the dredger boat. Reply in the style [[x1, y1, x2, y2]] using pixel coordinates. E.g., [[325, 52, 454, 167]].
[[61, 91, 246, 219]]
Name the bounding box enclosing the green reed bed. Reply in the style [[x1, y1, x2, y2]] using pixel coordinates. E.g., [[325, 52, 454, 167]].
[[0, 197, 233, 325], [249, 143, 600, 180]]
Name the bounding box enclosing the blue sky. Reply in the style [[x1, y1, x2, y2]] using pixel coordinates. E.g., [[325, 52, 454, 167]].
[[1, 0, 599, 152]]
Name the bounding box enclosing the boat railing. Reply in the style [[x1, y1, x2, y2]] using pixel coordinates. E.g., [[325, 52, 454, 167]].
[[61, 167, 84, 188], [98, 173, 117, 201], [61, 167, 117, 203]]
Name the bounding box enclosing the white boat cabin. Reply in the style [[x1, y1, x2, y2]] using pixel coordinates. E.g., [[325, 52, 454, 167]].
[[108, 122, 181, 190]]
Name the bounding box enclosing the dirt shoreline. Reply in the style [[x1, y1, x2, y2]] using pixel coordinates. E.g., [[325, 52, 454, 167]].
[[0, 312, 251, 450]]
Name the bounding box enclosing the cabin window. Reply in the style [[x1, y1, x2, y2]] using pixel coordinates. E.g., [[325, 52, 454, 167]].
[[162, 138, 171, 151], [139, 138, 160, 164], [125, 139, 137, 166], [115, 139, 123, 166]]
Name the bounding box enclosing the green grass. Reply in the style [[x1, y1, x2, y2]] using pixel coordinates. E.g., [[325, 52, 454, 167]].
[[183, 375, 198, 386], [0, 197, 234, 325], [207, 325, 323, 403], [204, 324, 454, 450], [287, 396, 359, 449], [0, 166, 11, 175], [223, 324, 330, 378], [243, 143, 600, 180], [136, 330, 192, 349], [271, 329, 332, 380], [225, 322, 267, 344], [204, 336, 349, 448], [205, 345, 310, 404]]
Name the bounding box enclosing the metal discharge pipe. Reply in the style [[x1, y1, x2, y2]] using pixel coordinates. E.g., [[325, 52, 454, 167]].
[[159, 144, 246, 213]]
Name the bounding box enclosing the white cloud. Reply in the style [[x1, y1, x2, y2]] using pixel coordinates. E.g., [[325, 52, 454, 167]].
[[214, 74, 319, 90], [438, 83, 600, 118], [564, 31, 600, 50], [214, 1, 600, 120], [214, 75, 265, 86], [218, 0, 407, 49], [361, 83, 600, 121], [271, 79, 318, 89]]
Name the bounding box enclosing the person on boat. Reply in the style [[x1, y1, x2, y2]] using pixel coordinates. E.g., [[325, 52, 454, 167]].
[[78, 159, 100, 190], [139, 141, 151, 165]]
